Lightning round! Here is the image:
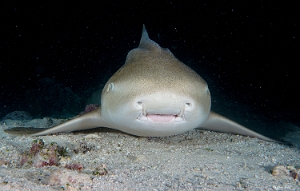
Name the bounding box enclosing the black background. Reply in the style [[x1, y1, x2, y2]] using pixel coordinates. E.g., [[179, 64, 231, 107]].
[[0, 1, 299, 138]]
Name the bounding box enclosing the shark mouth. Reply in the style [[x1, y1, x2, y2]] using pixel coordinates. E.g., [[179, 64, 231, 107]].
[[138, 113, 184, 122], [147, 114, 176, 122]]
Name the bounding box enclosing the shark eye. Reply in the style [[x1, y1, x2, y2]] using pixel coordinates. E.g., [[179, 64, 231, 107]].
[[206, 88, 210, 95], [106, 83, 114, 92]]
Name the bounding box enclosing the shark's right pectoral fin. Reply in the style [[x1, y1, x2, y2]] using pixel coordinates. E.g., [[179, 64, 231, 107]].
[[199, 111, 274, 142], [28, 107, 105, 136]]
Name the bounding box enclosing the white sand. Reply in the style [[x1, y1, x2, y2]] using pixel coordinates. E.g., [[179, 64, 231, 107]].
[[0, 118, 299, 190]]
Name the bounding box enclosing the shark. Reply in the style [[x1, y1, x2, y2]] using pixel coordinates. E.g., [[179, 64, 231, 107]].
[[5, 25, 273, 141]]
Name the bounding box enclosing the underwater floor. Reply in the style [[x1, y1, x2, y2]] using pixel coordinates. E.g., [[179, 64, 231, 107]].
[[0, 116, 299, 190]]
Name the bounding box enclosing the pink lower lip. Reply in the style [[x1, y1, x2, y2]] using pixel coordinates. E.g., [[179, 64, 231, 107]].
[[147, 114, 176, 122]]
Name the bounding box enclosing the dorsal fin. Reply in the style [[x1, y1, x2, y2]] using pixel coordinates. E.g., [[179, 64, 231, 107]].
[[138, 24, 161, 51]]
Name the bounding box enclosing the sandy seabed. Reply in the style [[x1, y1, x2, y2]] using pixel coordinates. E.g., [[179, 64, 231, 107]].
[[0, 118, 299, 191]]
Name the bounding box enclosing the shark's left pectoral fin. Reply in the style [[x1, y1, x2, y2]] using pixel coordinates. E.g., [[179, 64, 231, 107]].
[[29, 107, 105, 136], [200, 111, 274, 141]]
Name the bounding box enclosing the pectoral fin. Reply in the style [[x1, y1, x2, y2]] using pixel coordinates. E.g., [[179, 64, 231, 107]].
[[200, 111, 274, 141], [32, 107, 105, 136], [5, 107, 106, 136]]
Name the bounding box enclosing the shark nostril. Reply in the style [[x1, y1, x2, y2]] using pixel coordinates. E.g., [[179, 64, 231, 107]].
[[136, 101, 143, 109], [185, 102, 193, 110]]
